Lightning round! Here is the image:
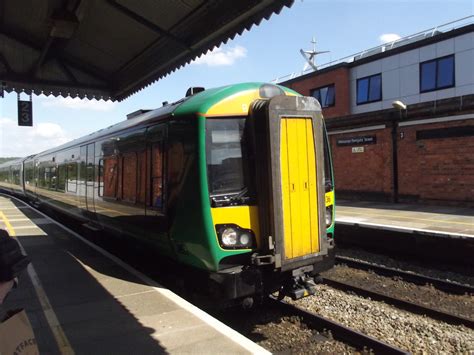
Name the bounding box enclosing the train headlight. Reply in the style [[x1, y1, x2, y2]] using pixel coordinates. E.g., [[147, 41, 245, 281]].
[[326, 206, 333, 227], [239, 233, 251, 246], [216, 224, 255, 249], [221, 228, 238, 246]]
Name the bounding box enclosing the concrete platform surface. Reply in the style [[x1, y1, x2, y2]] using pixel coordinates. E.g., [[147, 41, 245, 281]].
[[0, 194, 268, 354], [336, 200, 474, 239]]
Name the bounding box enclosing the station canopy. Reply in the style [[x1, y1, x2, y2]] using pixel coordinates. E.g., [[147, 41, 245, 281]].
[[0, 0, 293, 101]]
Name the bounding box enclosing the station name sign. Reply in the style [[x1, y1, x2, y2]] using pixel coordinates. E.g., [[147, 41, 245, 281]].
[[337, 135, 376, 146]]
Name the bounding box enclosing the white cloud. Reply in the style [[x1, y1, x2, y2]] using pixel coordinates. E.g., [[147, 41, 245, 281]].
[[0, 117, 73, 157], [40, 97, 117, 111], [379, 33, 402, 44], [192, 45, 247, 66]]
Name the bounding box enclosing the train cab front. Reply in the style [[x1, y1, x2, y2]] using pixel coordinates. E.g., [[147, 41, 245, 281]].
[[206, 92, 335, 305]]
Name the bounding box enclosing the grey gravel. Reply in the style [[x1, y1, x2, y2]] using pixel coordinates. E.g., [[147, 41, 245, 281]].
[[291, 284, 474, 354]]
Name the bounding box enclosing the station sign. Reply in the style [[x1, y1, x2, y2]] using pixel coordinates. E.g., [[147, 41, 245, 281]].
[[337, 135, 376, 146], [18, 100, 33, 126]]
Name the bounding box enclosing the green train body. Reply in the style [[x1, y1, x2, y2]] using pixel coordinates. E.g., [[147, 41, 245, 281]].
[[0, 83, 335, 303]]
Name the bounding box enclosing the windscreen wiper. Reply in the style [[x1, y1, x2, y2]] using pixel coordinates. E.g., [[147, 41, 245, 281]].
[[228, 187, 248, 202]]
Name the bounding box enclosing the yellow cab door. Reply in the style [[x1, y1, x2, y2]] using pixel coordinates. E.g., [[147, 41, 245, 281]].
[[280, 117, 320, 259]]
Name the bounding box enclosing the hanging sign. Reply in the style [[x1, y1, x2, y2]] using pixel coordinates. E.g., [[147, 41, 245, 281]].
[[18, 94, 33, 126]]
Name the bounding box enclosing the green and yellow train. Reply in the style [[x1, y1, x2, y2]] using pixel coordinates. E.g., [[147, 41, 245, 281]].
[[0, 83, 335, 305]]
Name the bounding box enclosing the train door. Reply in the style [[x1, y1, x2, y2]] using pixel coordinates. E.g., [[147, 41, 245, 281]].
[[280, 117, 320, 258], [79, 144, 96, 222], [145, 123, 171, 252], [249, 96, 328, 271], [85, 143, 96, 213]]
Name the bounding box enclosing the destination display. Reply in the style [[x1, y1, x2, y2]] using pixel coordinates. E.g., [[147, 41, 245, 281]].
[[337, 135, 376, 146]]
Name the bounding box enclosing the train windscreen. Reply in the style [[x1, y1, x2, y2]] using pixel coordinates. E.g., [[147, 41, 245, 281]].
[[205, 118, 254, 206]]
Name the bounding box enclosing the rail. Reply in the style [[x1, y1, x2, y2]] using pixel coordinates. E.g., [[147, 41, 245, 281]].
[[335, 255, 474, 295], [271, 297, 409, 354], [322, 276, 474, 329]]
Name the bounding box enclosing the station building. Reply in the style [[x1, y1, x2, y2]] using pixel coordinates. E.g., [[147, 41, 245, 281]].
[[281, 19, 474, 206]]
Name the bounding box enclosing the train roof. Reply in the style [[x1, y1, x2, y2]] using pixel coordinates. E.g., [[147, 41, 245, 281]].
[[0, 157, 26, 169], [15, 83, 297, 161]]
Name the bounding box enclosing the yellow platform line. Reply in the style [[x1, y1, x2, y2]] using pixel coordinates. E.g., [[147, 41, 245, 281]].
[[0, 207, 75, 354], [339, 209, 474, 227], [0, 211, 16, 237]]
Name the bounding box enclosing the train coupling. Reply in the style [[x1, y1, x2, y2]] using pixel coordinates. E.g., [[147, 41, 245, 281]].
[[278, 266, 318, 300]]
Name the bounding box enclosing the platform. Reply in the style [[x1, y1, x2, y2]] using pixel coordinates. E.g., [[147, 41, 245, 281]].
[[0, 194, 268, 354], [336, 200, 474, 239], [335, 200, 474, 266]]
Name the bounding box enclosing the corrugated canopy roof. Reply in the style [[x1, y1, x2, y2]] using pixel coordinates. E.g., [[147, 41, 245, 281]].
[[0, 0, 293, 101]]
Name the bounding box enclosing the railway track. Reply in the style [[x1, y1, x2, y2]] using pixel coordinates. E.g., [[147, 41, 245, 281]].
[[335, 255, 474, 295], [322, 274, 474, 329], [270, 297, 409, 354]]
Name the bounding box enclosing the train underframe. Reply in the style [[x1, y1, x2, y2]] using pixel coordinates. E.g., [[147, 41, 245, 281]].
[[207, 249, 335, 308]]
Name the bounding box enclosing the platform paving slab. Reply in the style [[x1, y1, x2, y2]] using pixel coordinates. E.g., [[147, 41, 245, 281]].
[[336, 200, 474, 238], [0, 195, 268, 354]]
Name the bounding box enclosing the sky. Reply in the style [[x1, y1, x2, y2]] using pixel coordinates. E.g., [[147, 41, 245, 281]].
[[0, 0, 473, 157]]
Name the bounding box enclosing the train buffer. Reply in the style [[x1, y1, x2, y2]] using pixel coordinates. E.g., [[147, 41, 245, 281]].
[[0, 195, 268, 354]]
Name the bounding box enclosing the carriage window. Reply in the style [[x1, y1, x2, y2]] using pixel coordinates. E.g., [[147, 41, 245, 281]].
[[41, 167, 52, 189], [12, 167, 21, 186], [137, 150, 147, 205], [67, 163, 77, 192], [99, 157, 118, 198], [98, 160, 104, 197], [24, 164, 34, 186], [38, 167, 45, 188], [122, 153, 137, 202], [151, 143, 164, 209], [50, 167, 57, 190], [57, 165, 66, 191]]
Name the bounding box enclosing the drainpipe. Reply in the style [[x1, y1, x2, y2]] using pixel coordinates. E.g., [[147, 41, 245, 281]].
[[391, 119, 399, 203], [391, 101, 407, 203]]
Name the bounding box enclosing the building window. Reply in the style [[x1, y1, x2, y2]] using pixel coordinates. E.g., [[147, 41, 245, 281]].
[[310, 85, 335, 108], [356, 74, 382, 105], [420, 55, 454, 93]]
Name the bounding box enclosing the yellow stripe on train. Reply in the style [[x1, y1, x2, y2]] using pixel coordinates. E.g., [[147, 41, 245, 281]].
[[325, 191, 334, 207]]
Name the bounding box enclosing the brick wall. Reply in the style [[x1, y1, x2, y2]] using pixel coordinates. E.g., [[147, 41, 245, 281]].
[[328, 119, 474, 205], [329, 128, 393, 199], [398, 119, 474, 204], [285, 67, 350, 118]]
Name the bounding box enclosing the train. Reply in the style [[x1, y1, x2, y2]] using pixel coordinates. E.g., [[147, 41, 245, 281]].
[[0, 82, 335, 306]]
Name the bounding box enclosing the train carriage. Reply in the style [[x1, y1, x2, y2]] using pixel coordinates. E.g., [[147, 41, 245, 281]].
[[0, 82, 335, 305]]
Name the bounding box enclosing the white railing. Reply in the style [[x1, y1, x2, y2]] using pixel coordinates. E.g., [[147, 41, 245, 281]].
[[272, 15, 473, 84]]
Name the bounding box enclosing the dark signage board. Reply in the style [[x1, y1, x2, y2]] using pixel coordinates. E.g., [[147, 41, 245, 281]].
[[18, 100, 33, 126], [337, 135, 376, 146]]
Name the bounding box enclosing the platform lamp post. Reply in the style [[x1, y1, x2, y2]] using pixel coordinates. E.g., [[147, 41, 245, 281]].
[[391, 100, 407, 203]]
